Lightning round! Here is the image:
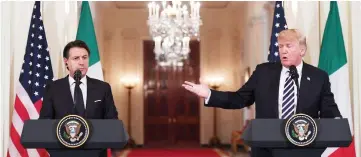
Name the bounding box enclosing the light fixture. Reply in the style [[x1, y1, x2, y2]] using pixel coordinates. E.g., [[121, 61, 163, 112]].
[[120, 75, 140, 148], [205, 76, 224, 90], [120, 75, 140, 89], [205, 75, 224, 147], [147, 1, 202, 67]]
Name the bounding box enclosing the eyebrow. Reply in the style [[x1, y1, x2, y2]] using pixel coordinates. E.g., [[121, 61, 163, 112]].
[[72, 55, 88, 58]]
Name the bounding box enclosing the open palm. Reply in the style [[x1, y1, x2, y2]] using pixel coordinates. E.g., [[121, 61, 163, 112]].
[[182, 81, 210, 98]]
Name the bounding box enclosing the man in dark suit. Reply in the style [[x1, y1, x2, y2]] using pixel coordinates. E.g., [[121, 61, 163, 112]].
[[182, 29, 341, 157], [39, 40, 120, 157]]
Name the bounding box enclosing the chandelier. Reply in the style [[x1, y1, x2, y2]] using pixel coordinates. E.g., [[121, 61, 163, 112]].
[[147, 1, 202, 66]]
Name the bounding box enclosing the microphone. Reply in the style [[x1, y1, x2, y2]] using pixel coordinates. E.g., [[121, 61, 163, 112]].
[[74, 69, 82, 83], [72, 69, 82, 115], [289, 65, 300, 114]]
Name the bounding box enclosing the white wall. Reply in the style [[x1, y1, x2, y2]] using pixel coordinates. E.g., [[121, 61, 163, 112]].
[[1, 2, 12, 156], [351, 1, 361, 156]]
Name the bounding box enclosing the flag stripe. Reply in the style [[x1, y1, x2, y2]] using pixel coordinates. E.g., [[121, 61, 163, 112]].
[[329, 65, 354, 132], [14, 96, 31, 121], [16, 84, 40, 119], [323, 147, 338, 157], [37, 149, 49, 157], [87, 62, 104, 81], [10, 124, 29, 157], [329, 137, 356, 157], [12, 110, 24, 138], [27, 149, 41, 157], [27, 149, 40, 157], [8, 140, 21, 157], [34, 99, 43, 114], [76, 1, 101, 66]]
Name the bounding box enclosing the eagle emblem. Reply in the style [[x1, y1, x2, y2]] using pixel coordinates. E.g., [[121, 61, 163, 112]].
[[285, 113, 317, 146], [292, 120, 311, 141], [64, 120, 84, 142], [56, 115, 90, 148]]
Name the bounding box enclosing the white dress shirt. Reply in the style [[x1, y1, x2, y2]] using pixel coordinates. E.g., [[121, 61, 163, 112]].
[[69, 76, 87, 108], [205, 62, 303, 119], [278, 62, 303, 118]]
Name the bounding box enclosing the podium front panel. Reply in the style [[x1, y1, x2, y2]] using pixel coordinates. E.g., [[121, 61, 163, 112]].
[[21, 119, 129, 149], [242, 119, 352, 148]]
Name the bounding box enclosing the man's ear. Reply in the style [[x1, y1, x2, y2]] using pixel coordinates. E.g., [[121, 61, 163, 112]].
[[63, 58, 69, 70], [300, 46, 307, 57]]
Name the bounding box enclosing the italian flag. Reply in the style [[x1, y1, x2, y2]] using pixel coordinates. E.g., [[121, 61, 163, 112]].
[[76, 1, 104, 81], [318, 2, 355, 157]]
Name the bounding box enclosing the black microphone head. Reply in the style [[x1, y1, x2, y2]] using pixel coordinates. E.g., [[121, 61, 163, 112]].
[[289, 65, 298, 79], [74, 69, 82, 82], [289, 65, 296, 72]]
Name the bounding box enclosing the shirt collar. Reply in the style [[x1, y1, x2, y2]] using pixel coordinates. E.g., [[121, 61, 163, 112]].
[[281, 61, 303, 76], [69, 75, 87, 86]]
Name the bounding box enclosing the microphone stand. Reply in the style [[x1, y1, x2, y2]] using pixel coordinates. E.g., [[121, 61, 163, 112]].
[[73, 70, 82, 115], [292, 73, 300, 115], [73, 81, 80, 115]]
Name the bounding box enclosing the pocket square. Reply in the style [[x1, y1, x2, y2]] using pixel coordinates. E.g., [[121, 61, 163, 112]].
[[94, 100, 102, 102]]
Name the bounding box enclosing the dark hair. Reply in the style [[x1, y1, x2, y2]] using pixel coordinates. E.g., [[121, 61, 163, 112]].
[[63, 40, 91, 59]]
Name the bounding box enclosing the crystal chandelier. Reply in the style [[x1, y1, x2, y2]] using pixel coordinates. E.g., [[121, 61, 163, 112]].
[[147, 1, 202, 66]]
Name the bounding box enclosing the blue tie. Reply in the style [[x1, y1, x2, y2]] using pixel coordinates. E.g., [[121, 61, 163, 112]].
[[281, 74, 295, 119]]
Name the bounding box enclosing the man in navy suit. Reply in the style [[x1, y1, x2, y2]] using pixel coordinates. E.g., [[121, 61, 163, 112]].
[[39, 40, 120, 157], [182, 29, 341, 157]]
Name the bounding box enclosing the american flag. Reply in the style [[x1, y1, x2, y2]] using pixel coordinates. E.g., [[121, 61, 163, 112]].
[[7, 1, 53, 157], [268, 1, 288, 62]]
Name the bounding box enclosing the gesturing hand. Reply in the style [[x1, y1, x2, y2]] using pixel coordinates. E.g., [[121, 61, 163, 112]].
[[182, 81, 210, 98]]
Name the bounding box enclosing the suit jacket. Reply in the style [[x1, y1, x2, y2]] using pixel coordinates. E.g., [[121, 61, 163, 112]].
[[39, 75, 118, 157], [39, 75, 118, 119], [206, 62, 341, 119]]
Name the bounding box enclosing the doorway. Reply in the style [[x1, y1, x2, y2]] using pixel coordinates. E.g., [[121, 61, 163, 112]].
[[143, 40, 200, 147]]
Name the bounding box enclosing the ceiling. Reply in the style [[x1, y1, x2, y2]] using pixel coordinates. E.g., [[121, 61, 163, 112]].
[[114, 1, 230, 9]]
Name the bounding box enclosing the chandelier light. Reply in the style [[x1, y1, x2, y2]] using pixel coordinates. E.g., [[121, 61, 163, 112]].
[[147, 1, 202, 67]]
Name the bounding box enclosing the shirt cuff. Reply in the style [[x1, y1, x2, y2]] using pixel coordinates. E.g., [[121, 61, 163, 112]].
[[205, 89, 211, 104]]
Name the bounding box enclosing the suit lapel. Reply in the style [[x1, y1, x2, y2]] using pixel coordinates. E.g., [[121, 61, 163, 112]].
[[62, 75, 74, 110], [85, 76, 96, 118], [297, 62, 311, 113], [270, 63, 282, 118]]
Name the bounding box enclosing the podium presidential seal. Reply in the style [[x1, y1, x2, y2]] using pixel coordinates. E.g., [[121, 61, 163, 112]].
[[56, 115, 90, 148], [285, 113, 317, 146]]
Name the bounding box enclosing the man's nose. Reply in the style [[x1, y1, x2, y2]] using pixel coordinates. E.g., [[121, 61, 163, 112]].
[[78, 58, 85, 65], [280, 48, 287, 54]]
